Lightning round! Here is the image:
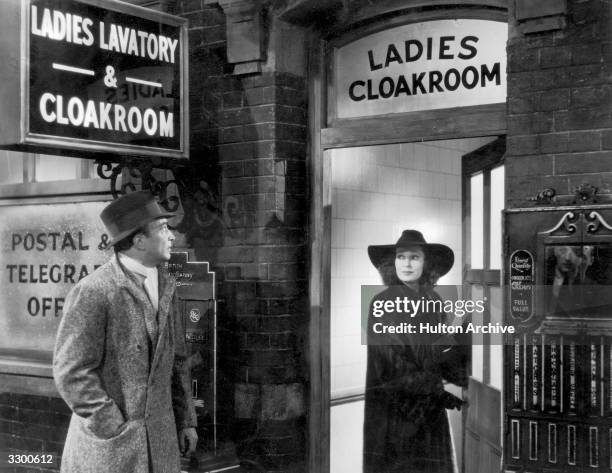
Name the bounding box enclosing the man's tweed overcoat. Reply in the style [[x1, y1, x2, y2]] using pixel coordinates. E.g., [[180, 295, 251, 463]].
[[53, 254, 196, 473]]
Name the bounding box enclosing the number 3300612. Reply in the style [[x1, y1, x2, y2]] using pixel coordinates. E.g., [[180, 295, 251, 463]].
[[7, 453, 55, 464]]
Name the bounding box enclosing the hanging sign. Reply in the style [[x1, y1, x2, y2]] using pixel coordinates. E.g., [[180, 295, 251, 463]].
[[332, 19, 507, 119], [0, 0, 188, 158]]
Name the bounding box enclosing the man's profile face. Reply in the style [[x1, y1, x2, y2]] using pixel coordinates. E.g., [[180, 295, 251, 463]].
[[140, 218, 175, 266]]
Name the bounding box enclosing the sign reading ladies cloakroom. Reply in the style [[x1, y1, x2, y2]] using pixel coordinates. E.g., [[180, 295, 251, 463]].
[[0, 0, 187, 158], [333, 19, 507, 119]]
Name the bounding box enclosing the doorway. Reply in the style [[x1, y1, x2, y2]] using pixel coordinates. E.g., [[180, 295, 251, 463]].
[[327, 136, 503, 473], [462, 137, 506, 472]]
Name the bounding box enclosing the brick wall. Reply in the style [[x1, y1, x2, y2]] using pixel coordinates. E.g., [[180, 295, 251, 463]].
[[177, 1, 309, 471], [506, 0, 612, 206], [0, 2, 308, 472], [0, 392, 70, 473], [214, 72, 308, 473], [504, 2, 612, 470], [0, 3, 230, 472]]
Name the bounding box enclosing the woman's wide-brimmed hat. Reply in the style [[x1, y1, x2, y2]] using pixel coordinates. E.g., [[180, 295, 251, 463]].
[[367, 229, 454, 277], [100, 191, 175, 245]]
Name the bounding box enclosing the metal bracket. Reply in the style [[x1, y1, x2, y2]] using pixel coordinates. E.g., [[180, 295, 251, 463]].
[[573, 183, 598, 204], [96, 157, 181, 210], [95, 156, 222, 244], [528, 188, 556, 205], [528, 184, 609, 206]]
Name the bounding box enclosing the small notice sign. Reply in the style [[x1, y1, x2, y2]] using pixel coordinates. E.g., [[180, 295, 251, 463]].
[[509, 249, 534, 320], [168, 252, 215, 344]]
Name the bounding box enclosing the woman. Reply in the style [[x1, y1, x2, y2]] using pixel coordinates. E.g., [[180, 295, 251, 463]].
[[363, 230, 467, 473]]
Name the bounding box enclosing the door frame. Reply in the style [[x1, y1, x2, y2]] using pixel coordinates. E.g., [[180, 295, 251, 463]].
[[461, 137, 506, 472], [307, 15, 508, 473]]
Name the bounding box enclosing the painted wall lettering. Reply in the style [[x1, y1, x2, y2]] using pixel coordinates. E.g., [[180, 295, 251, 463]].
[[0, 202, 109, 355]]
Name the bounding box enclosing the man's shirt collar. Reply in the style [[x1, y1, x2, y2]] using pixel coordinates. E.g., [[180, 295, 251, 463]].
[[118, 252, 157, 279]]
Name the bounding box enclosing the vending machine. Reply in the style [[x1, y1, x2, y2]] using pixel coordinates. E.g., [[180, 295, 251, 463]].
[[504, 206, 612, 472], [169, 252, 241, 472]]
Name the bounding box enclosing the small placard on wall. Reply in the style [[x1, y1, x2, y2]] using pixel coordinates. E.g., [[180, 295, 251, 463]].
[[509, 249, 534, 320]]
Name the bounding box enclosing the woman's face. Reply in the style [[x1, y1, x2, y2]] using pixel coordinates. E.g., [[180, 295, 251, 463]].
[[395, 247, 425, 286]]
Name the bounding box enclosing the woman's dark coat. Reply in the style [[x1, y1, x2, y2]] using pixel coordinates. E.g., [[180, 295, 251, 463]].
[[363, 284, 467, 473]]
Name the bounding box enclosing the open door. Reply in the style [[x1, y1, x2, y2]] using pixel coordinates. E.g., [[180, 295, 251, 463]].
[[462, 137, 506, 472]]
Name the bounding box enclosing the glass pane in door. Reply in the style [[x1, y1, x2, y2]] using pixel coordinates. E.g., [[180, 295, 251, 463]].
[[489, 165, 505, 270], [470, 284, 485, 382], [470, 172, 484, 269]]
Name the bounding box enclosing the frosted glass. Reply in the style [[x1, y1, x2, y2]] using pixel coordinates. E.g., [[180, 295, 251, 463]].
[[35, 155, 81, 181], [470, 173, 484, 269], [0, 151, 24, 184], [331, 401, 364, 473], [489, 286, 503, 390], [470, 285, 485, 381], [489, 165, 505, 270]]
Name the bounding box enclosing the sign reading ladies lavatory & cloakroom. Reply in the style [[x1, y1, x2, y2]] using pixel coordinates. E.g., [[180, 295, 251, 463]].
[[0, 0, 188, 158]]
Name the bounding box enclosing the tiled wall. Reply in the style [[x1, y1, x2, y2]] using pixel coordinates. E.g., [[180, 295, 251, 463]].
[[330, 137, 494, 398]]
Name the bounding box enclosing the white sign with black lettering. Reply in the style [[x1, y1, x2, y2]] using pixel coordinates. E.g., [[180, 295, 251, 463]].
[[333, 19, 507, 119]]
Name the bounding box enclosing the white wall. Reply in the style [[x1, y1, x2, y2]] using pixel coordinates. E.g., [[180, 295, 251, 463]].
[[329, 137, 495, 473]]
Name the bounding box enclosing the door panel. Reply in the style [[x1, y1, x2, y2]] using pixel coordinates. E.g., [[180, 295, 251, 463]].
[[464, 431, 480, 472], [489, 287, 503, 390], [462, 137, 505, 473], [470, 284, 485, 382]]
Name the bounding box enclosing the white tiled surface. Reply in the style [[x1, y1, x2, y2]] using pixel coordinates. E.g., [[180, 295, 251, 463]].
[[330, 137, 493, 397], [331, 400, 364, 473], [330, 399, 460, 473], [329, 137, 496, 473], [35, 154, 82, 181]]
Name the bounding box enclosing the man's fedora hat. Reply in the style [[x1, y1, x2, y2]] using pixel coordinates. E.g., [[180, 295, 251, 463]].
[[367, 229, 454, 277], [100, 191, 175, 245]]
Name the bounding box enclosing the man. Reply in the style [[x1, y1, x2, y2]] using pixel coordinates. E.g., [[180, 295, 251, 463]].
[[53, 191, 198, 473]]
